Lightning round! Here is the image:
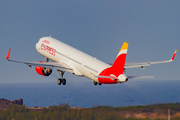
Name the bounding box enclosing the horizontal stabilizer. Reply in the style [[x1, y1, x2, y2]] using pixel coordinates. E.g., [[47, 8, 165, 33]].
[[127, 76, 154, 79], [96, 75, 154, 80], [95, 75, 118, 80]]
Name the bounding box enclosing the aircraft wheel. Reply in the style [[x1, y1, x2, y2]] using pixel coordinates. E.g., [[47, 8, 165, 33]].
[[99, 83, 102, 85], [57, 78, 61, 85], [62, 79, 66, 85], [93, 81, 97, 85]]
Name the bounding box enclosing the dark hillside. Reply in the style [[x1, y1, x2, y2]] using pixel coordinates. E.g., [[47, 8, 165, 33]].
[[0, 98, 23, 110]]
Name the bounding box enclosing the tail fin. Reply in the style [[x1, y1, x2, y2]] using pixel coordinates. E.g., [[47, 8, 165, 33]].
[[111, 42, 128, 76], [116, 42, 128, 58], [98, 42, 128, 84], [99, 42, 128, 77]]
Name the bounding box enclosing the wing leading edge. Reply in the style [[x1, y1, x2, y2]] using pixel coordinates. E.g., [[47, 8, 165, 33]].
[[6, 48, 74, 73], [125, 50, 177, 69]]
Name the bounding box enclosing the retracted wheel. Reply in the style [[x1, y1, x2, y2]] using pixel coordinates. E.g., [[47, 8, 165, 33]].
[[62, 79, 66, 85], [57, 78, 61, 85], [93, 81, 97, 85]]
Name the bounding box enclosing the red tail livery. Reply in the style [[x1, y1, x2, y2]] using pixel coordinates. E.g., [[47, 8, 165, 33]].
[[98, 42, 128, 84]]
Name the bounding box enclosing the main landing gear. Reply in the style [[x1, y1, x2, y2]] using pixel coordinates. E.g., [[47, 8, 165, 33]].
[[57, 70, 66, 85], [44, 57, 66, 85], [57, 78, 66, 85], [93, 81, 102, 86]]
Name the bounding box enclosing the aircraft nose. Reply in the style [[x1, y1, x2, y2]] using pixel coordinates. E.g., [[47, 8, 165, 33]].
[[35, 43, 40, 51]]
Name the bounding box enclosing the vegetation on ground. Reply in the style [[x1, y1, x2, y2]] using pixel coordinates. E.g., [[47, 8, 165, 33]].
[[1, 103, 180, 120]]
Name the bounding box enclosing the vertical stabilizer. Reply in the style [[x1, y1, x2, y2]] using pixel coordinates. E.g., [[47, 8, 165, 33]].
[[98, 42, 128, 84], [111, 42, 128, 76], [116, 42, 128, 58]]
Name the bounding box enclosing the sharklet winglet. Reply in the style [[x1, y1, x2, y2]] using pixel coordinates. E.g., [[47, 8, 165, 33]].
[[6, 48, 11, 60], [171, 50, 177, 61]]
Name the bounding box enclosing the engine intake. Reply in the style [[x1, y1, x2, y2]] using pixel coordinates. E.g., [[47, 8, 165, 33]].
[[35, 61, 52, 76], [35, 66, 52, 76]]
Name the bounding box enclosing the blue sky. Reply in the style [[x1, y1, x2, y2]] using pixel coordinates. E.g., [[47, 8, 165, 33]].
[[0, 0, 180, 83]]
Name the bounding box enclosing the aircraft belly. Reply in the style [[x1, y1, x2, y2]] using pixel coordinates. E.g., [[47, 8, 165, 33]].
[[79, 67, 98, 82]]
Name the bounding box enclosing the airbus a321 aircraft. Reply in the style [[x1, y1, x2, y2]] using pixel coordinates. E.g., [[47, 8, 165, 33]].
[[6, 37, 177, 85]]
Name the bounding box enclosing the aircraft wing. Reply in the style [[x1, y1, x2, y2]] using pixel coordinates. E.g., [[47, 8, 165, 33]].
[[6, 48, 74, 73], [124, 50, 177, 69]]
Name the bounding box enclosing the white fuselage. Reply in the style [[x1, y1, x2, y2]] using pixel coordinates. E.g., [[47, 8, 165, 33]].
[[35, 37, 110, 82]]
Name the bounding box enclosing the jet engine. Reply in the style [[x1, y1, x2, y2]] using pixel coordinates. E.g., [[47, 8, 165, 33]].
[[35, 61, 52, 76]]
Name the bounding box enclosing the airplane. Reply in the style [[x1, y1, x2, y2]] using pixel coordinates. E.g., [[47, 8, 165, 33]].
[[6, 37, 177, 85]]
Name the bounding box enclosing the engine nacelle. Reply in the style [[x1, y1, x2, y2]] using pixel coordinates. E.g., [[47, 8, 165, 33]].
[[117, 74, 128, 83], [35, 61, 52, 76]]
